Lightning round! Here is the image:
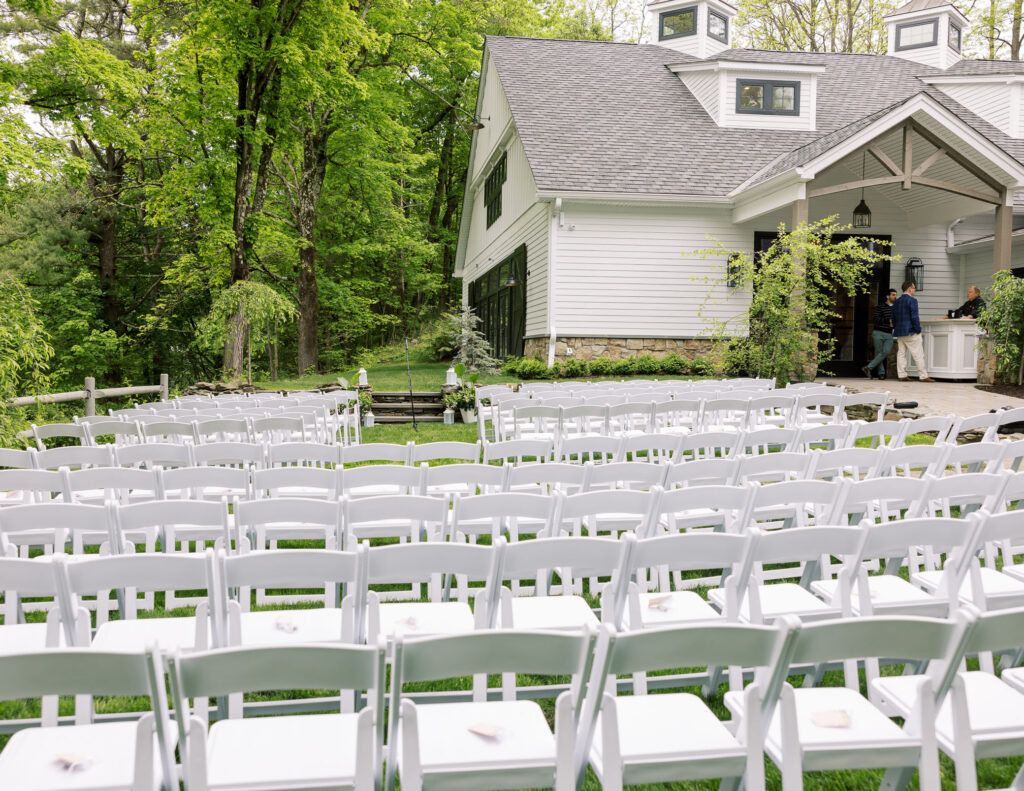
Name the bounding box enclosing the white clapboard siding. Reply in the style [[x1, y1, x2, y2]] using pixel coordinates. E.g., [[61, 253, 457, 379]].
[[889, 223, 962, 318], [553, 203, 752, 338], [680, 71, 720, 122], [468, 50, 515, 186], [953, 211, 997, 245], [938, 83, 1014, 138]]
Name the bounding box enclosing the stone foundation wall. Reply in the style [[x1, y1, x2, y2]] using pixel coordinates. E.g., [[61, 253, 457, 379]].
[[522, 336, 717, 362]]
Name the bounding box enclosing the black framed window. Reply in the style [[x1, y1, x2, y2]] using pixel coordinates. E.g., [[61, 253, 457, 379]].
[[469, 245, 526, 358], [660, 7, 697, 40], [736, 80, 800, 115], [948, 22, 962, 51], [895, 18, 938, 50], [484, 152, 507, 228], [708, 10, 728, 43]]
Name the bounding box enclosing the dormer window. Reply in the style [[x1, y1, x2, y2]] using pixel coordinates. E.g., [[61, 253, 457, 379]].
[[708, 10, 728, 43], [737, 79, 800, 116], [660, 6, 697, 40], [948, 22, 962, 51], [895, 18, 938, 50]]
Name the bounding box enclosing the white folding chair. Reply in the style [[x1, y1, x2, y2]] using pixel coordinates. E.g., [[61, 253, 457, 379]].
[[897, 414, 959, 446], [676, 430, 742, 461], [115, 442, 192, 469], [340, 463, 423, 498], [340, 442, 412, 466], [734, 451, 811, 485], [875, 443, 950, 479], [364, 540, 499, 636], [649, 483, 753, 535], [738, 427, 800, 456], [588, 620, 796, 791], [482, 437, 553, 465], [32, 422, 88, 450], [0, 447, 36, 470], [793, 423, 853, 452], [606, 402, 651, 437], [556, 434, 621, 465], [700, 397, 751, 432], [0, 468, 65, 507], [420, 462, 505, 498], [252, 465, 339, 500], [745, 394, 796, 429], [921, 470, 1008, 519], [829, 476, 928, 525], [250, 415, 309, 444], [35, 445, 114, 471], [849, 419, 906, 449], [731, 613, 973, 791], [955, 411, 1002, 443], [710, 526, 863, 624], [841, 390, 890, 423], [449, 491, 557, 543], [409, 441, 481, 465], [192, 441, 264, 469], [511, 404, 562, 442], [55, 551, 216, 652], [170, 642, 386, 791], [141, 421, 196, 444], [193, 418, 251, 444], [790, 392, 844, 428], [584, 461, 668, 492], [158, 465, 251, 504], [265, 441, 339, 468], [506, 462, 588, 496], [218, 546, 364, 645], [342, 494, 448, 547], [649, 398, 702, 435], [62, 466, 161, 510], [617, 432, 681, 463], [555, 488, 658, 539], [386, 628, 609, 791], [992, 406, 1024, 439], [944, 440, 1006, 474], [805, 447, 881, 481], [0, 648, 172, 791], [236, 498, 342, 557], [561, 404, 609, 437], [0, 501, 110, 557], [83, 419, 143, 446], [742, 479, 844, 530], [0, 555, 88, 653], [662, 457, 739, 488]]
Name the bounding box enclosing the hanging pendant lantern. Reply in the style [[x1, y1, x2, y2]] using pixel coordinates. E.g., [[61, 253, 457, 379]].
[[852, 150, 871, 228]]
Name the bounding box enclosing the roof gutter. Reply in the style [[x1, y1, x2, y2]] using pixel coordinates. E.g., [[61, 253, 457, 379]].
[[535, 189, 733, 205]]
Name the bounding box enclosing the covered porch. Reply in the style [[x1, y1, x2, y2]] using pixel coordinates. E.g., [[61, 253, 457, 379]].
[[730, 94, 1024, 377]]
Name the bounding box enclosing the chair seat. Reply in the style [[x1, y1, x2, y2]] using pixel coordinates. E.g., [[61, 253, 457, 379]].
[[0, 622, 63, 652], [1001, 667, 1024, 696], [913, 567, 1024, 605], [0, 721, 152, 791], [1002, 563, 1024, 583], [91, 616, 206, 653], [238, 608, 345, 646], [590, 692, 744, 781], [346, 485, 405, 498], [506, 596, 598, 631], [375, 601, 475, 639], [709, 583, 836, 622], [625, 591, 722, 628], [406, 700, 556, 775], [206, 712, 360, 790], [874, 672, 1024, 749], [811, 576, 941, 615]]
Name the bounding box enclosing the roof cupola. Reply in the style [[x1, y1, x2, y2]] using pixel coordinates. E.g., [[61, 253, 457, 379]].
[[885, 0, 968, 70], [649, 0, 737, 59]]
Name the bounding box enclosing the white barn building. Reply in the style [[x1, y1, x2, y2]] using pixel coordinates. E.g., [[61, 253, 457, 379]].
[[454, 0, 1024, 377]]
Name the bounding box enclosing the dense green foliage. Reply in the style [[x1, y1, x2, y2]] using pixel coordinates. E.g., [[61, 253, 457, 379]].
[[695, 217, 891, 384], [502, 353, 718, 380], [0, 0, 611, 394], [0, 272, 54, 445], [976, 269, 1024, 384]]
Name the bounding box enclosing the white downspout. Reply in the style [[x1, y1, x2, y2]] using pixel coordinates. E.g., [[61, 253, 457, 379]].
[[947, 217, 964, 249], [547, 198, 562, 366]]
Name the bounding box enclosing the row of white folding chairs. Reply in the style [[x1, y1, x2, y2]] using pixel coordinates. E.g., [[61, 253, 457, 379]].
[[5, 559, 1024, 790], [486, 391, 882, 442], [32, 410, 355, 449]]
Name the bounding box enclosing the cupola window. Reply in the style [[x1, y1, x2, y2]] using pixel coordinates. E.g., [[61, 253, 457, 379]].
[[948, 22, 962, 51], [708, 10, 728, 43], [895, 18, 938, 50], [660, 7, 697, 40]]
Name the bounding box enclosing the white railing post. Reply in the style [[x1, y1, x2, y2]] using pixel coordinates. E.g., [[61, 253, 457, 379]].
[[159, 373, 169, 401], [84, 377, 96, 417]]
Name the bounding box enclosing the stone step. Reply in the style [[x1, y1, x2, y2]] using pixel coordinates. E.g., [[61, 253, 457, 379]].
[[372, 414, 445, 424], [372, 391, 443, 403], [371, 403, 445, 415]]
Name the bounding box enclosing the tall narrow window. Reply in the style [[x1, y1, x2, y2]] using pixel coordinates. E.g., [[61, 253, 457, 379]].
[[948, 22, 962, 51], [484, 152, 507, 228], [708, 10, 728, 43], [660, 7, 697, 40]]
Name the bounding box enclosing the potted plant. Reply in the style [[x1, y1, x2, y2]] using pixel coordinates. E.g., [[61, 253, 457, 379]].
[[444, 364, 479, 423]]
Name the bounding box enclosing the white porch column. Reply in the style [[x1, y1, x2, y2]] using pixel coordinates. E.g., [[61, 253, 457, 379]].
[[994, 189, 1012, 274]]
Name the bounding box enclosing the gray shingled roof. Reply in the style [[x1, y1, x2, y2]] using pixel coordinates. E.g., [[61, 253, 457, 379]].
[[485, 36, 1024, 197], [884, 0, 960, 17], [943, 59, 1024, 75]]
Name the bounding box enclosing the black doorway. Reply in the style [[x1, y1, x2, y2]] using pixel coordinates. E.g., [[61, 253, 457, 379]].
[[753, 232, 892, 377], [468, 244, 526, 358]]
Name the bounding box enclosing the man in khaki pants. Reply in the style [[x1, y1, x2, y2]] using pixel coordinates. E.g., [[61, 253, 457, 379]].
[[892, 280, 935, 382]]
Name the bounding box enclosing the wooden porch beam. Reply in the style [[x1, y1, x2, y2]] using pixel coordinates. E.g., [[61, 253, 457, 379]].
[[902, 123, 912, 190], [807, 176, 904, 199], [869, 146, 903, 177], [912, 147, 946, 178], [994, 190, 1012, 273], [909, 119, 1008, 194], [911, 175, 1002, 204]]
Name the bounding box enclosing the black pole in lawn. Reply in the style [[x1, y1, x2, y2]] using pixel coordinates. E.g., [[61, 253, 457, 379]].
[[405, 336, 417, 431]]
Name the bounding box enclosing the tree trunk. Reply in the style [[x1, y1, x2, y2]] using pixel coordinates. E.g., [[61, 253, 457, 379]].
[[1013, 0, 1023, 60], [296, 120, 330, 375]]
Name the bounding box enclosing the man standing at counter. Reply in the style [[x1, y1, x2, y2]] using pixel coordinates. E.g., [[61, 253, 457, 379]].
[[952, 286, 985, 319], [893, 281, 936, 382]]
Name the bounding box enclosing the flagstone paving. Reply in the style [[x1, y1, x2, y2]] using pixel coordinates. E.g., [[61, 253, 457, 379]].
[[821, 377, 1024, 419]]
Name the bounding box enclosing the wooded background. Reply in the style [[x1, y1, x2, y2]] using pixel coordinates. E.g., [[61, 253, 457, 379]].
[[1, 0, 1022, 393]]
